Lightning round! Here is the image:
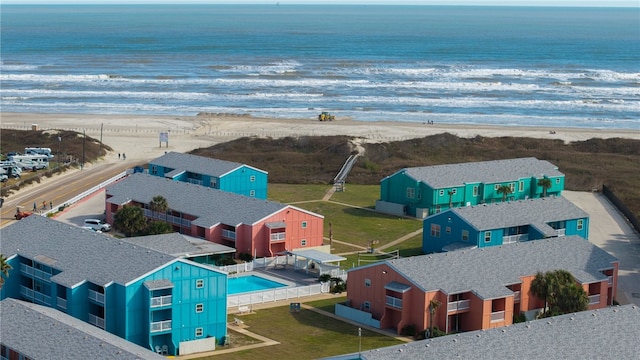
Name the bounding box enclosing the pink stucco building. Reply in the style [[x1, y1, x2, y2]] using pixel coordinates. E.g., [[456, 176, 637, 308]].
[[105, 173, 324, 258]]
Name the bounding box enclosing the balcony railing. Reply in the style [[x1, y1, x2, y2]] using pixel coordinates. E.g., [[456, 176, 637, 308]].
[[502, 234, 529, 244], [187, 178, 203, 186], [513, 291, 521, 302], [556, 228, 566, 237], [588, 294, 600, 305], [88, 289, 105, 305], [490, 311, 505, 322], [20, 263, 52, 283], [447, 299, 470, 313], [151, 295, 173, 308], [222, 229, 236, 241], [143, 208, 191, 227], [608, 276, 613, 286], [57, 297, 67, 310], [385, 295, 403, 309], [20, 285, 51, 306], [270, 232, 286, 242], [150, 320, 172, 333], [88, 314, 105, 329]]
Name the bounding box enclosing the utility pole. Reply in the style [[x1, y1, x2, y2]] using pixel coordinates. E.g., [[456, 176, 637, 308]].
[[99, 123, 103, 156], [81, 129, 86, 170], [358, 327, 362, 359]]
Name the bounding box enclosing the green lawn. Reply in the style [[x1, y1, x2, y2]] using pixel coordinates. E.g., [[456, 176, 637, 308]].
[[268, 183, 331, 203], [200, 296, 404, 360], [329, 184, 380, 208], [295, 201, 422, 249]]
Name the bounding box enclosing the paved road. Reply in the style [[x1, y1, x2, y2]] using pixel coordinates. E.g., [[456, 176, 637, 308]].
[[0, 159, 141, 228]]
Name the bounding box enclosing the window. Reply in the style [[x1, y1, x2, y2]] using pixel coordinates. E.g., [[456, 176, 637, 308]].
[[462, 230, 469, 241], [364, 301, 371, 310], [494, 184, 500, 191], [446, 226, 451, 234], [519, 181, 524, 192], [301, 221, 307, 229], [577, 219, 584, 231], [196, 303, 203, 313], [473, 186, 479, 197], [451, 189, 457, 195], [439, 190, 445, 196], [249, 190, 255, 197], [151, 166, 157, 175], [417, 189, 422, 200], [435, 205, 441, 213], [509, 183, 515, 193], [364, 279, 371, 287], [484, 232, 491, 243], [210, 179, 217, 188], [195, 327, 203, 337], [556, 178, 560, 184], [196, 279, 204, 289], [301, 239, 307, 246], [431, 224, 441, 238], [406, 187, 415, 199], [250, 175, 256, 182]]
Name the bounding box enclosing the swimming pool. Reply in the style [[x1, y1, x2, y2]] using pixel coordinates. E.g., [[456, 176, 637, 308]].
[[228, 275, 288, 295]]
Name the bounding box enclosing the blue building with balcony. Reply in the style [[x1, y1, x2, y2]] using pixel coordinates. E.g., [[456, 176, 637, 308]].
[[148, 152, 268, 199], [376, 157, 564, 218], [0, 215, 228, 356], [423, 196, 589, 253]]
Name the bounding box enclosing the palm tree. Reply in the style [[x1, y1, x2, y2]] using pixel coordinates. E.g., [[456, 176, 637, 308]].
[[0, 253, 13, 289], [428, 298, 441, 338], [149, 195, 168, 221], [496, 185, 513, 201], [556, 283, 588, 314], [537, 178, 552, 197], [114, 205, 148, 237], [447, 190, 454, 208], [530, 272, 549, 313]]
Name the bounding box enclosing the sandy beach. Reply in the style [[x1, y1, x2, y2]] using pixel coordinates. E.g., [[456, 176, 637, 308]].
[[1, 112, 638, 162]]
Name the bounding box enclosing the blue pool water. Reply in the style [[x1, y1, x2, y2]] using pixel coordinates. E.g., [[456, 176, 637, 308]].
[[228, 275, 288, 295]]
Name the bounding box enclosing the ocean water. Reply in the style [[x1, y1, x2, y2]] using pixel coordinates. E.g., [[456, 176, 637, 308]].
[[1, 5, 639, 130]]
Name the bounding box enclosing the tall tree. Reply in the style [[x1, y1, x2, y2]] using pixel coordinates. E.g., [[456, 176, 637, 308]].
[[497, 185, 513, 201], [146, 221, 174, 235], [149, 195, 168, 220], [114, 205, 147, 237], [0, 254, 12, 289], [447, 190, 454, 208], [428, 298, 441, 338], [537, 178, 552, 197], [530, 270, 588, 318], [530, 271, 549, 312]]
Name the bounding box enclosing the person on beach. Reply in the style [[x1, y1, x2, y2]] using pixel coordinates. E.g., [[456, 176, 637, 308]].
[[50, 201, 53, 210], [118, 153, 121, 159], [33, 202, 37, 211], [122, 153, 126, 160]]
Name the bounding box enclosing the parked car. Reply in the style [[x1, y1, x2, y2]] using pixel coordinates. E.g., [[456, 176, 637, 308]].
[[83, 219, 111, 232]]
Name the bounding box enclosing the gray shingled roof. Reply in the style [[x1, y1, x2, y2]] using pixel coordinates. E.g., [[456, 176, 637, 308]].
[[106, 173, 295, 228], [446, 196, 588, 232], [150, 151, 266, 178], [127, 233, 236, 257], [1, 298, 166, 360], [402, 157, 563, 188], [356, 305, 640, 360], [377, 236, 616, 300], [1, 216, 177, 287]]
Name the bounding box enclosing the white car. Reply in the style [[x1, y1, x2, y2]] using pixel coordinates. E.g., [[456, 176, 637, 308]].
[[83, 219, 111, 232]]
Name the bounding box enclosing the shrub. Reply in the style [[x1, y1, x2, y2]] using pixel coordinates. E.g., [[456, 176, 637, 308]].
[[318, 274, 332, 283], [400, 324, 416, 337], [513, 312, 526, 323], [238, 253, 254, 262]]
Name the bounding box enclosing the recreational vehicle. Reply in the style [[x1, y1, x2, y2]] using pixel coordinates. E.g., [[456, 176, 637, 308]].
[[24, 147, 54, 159], [8, 154, 49, 171]]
